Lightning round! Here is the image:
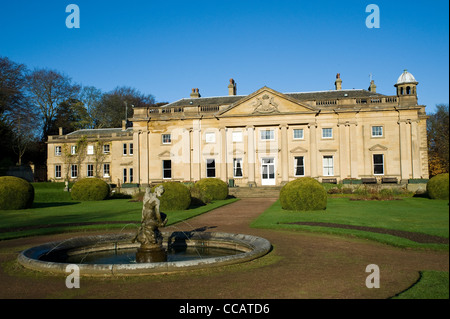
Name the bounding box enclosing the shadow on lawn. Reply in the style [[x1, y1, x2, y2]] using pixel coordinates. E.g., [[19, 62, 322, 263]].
[[32, 201, 80, 209]]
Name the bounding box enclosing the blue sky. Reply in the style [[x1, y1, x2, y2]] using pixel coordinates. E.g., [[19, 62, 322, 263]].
[[1, 0, 448, 113]]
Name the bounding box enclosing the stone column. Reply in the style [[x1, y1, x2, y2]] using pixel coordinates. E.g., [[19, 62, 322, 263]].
[[246, 125, 256, 186], [280, 124, 289, 184], [399, 120, 411, 181], [182, 128, 191, 181], [410, 120, 420, 179], [220, 127, 228, 182], [309, 123, 317, 178], [133, 131, 141, 185], [192, 122, 201, 181]]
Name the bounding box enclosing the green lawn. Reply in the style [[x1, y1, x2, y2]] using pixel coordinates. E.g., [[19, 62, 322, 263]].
[[0, 182, 238, 240], [251, 197, 449, 249], [392, 271, 449, 299]]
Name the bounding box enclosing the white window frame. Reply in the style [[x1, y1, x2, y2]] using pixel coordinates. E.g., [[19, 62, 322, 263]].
[[123, 168, 127, 183], [206, 159, 216, 178], [162, 134, 171, 144], [71, 164, 78, 179], [371, 126, 383, 137], [55, 146, 62, 156], [103, 144, 110, 154], [323, 156, 334, 176], [129, 168, 134, 183], [123, 143, 127, 156], [233, 158, 243, 178], [87, 164, 94, 177], [322, 128, 333, 139], [71, 145, 77, 155], [294, 156, 305, 177], [55, 165, 62, 179], [293, 129, 304, 140], [260, 129, 275, 141], [87, 145, 94, 155], [103, 163, 110, 177], [163, 160, 172, 179], [129, 143, 133, 155], [373, 154, 385, 175]]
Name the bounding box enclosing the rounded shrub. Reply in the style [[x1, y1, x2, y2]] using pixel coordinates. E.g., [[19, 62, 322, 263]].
[[280, 177, 327, 211], [427, 173, 449, 200], [192, 178, 228, 204], [0, 176, 35, 210], [71, 178, 110, 201], [151, 182, 191, 211]]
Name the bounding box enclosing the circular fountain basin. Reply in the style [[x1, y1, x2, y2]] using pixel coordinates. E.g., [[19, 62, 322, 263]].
[[18, 232, 271, 276]]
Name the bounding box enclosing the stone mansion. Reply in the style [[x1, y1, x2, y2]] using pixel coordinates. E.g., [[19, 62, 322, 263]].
[[47, 70, 429, 187]]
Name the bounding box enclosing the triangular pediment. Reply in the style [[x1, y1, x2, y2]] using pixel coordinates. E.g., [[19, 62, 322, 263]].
[[158, 150, 174, 157], [218, 87, 316, 117], [290, 146, 308, 153], [369, 144, 388, 151]]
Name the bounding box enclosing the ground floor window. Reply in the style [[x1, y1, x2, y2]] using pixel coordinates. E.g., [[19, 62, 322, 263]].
[[233, 158, 243, 178], [323, 156, 334, 176], [71, 165, 78, 178], [103, 164, 110, 177], [206, 159, 216, 178], [129, 168, 133, 183], [55, 165, 61, 179], [294, 156, 305, 176], [87, 164, 94, 177], [123, 168, 127, 183], [373, 154, 384, 175], [163, 160, 172, 179]]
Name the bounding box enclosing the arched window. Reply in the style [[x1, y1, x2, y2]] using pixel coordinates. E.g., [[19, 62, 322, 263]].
[[400, 87, 404, 95], [406, 86, 411, 95]]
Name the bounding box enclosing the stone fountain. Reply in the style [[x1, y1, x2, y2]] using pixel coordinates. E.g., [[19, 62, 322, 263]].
[[17, 185, 272, 276], [132, 185, 168, 263]]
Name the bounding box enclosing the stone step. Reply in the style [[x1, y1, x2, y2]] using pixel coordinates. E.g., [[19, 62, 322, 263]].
[[229, 187, 281, 198]]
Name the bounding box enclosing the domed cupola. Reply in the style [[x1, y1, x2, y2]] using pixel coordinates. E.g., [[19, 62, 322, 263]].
[[395, 69, 418, 96], [394, 69, 418, 105]]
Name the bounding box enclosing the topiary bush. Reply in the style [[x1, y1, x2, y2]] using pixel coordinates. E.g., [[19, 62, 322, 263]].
[[192, 178, 228, 204], [427, 173, 449, 200], [0, 176, 35, 210], [151, 182, 191, 211], [71, 178, 110, 201], [280, 177, 327, 211]]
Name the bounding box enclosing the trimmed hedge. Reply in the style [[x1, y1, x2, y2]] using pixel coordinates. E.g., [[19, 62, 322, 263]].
[[151, 182, 191, 211], [71, 178, 110, 201], [0, 176, 35, 210], [427, 173, 449, 200], [192, 178, 228, 204], [280, 177, 327, 211]]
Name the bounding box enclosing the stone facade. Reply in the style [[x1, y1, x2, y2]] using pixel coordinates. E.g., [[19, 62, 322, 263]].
[[47, 71, 429, 186]]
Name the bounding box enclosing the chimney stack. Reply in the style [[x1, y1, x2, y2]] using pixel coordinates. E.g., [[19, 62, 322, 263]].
[[122, 120, 127, 131], [368, 79, 377, 93], [335, 73, 342, 90], [59, 127, 63, 136], [190, 88, 200, 98], [228, 78, 237, 96]]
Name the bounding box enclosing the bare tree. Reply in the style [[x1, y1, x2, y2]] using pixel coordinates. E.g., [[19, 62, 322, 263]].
[[26, 68, 80, 140]]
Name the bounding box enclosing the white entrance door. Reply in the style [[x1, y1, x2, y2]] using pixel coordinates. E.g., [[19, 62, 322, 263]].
[[261, 158, 276, 186]]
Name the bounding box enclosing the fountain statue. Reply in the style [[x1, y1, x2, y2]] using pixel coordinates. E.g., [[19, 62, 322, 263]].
[[132, 185, 168, 263]]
